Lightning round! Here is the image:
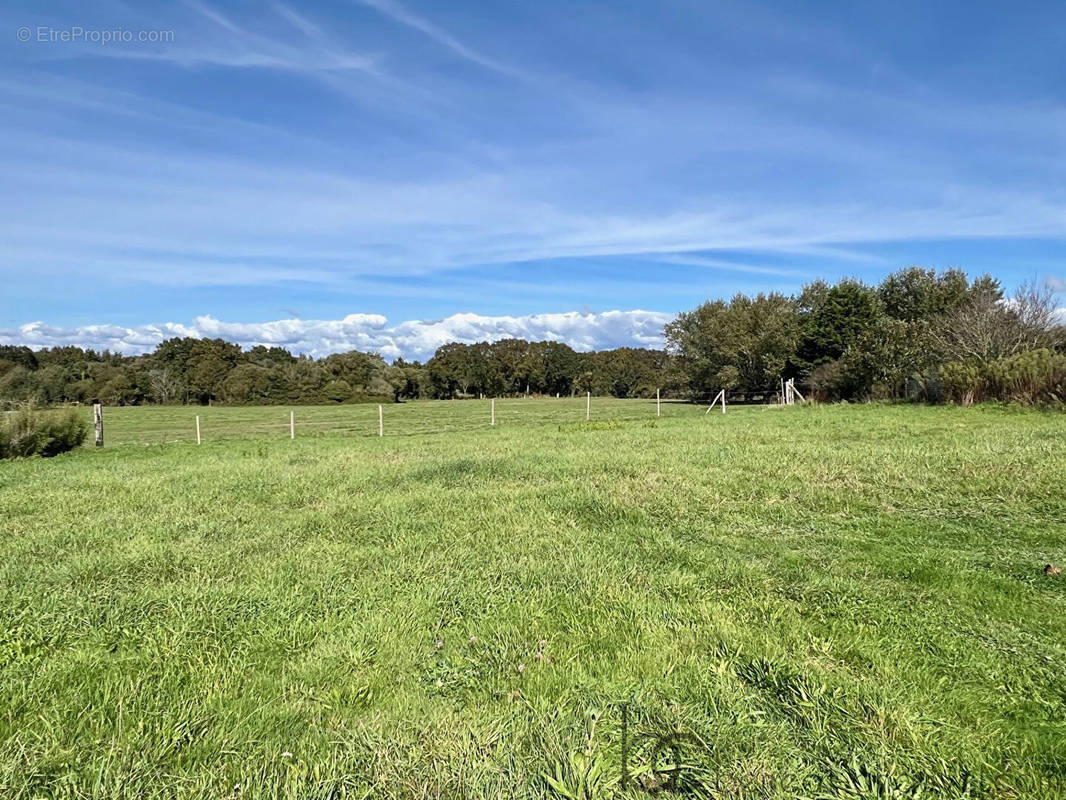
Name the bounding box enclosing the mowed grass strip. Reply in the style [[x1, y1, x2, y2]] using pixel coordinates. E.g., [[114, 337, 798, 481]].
[[1, 403, 1064, 798]]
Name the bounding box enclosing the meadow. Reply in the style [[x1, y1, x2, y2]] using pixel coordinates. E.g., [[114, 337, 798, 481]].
[[73, 396, 699, 447], [1, 400, 1064, 798]]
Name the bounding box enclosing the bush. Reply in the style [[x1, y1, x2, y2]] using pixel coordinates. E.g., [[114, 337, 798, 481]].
[[0, 406, 88, 459], [940, 349, 1066, 406], [808, 360, 846, 401]]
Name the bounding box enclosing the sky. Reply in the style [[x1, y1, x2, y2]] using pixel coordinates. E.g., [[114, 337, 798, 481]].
[[2, 0, 1064, 361]]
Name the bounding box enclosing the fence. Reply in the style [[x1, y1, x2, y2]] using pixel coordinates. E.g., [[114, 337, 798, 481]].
[[84, 396, 720, 448]]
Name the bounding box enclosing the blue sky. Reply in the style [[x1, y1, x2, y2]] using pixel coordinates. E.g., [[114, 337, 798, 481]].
[[2, 0, 1064, 359]]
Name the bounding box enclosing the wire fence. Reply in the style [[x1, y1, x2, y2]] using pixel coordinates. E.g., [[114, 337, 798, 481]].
[[85, 396, 714, 448]]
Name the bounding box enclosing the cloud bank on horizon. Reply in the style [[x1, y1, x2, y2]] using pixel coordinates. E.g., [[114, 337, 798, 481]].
[[4, 310, 673, 361], [2, 0, 1065, 338]]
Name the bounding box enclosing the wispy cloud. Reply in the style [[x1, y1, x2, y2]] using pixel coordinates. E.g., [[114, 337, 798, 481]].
[[171, 0, 380, 73], [648, 254, 809, 278], [3, 0, 1064, 321], [350, 0, 520, 77]]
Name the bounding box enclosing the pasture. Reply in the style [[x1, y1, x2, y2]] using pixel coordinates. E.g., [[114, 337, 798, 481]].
[[1, 401, 1064, 798], [73, 396, 700, 447]]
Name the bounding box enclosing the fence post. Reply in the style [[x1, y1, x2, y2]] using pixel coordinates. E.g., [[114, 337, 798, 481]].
[[491, 398, 495, 427], [706, 389, 726, 415], [656, 388, 660, 417], [378, 404, 383, 437], [290, 410, 295, 439], [586, 391, 590, 421], [195, 415, 201, 445], [93, 403, 104, 447]]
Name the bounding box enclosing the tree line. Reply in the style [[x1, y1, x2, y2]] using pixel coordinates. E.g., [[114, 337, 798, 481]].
[[2, 266, 1063, 409], [0, 336, 673, 407], [667, 267, 1065, 404]]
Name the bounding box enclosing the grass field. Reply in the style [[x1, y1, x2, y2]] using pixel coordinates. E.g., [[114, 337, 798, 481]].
[[75, 396, 699, 447], [2, 401, 1065, 798]]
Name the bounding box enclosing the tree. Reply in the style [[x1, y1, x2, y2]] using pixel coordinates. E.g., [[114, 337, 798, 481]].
[[390, 359, 428, 401], [323, 352, 388, 395], [427, 343, 474, 398], [666, 292, 797, 399], [99, 373, 136, 405], [600, 348, 668, 398], [541, 342, 579, 396], [934, 280, 1060, 363], [149, 369, 183, 404], [878, 266, 971, 322], [795, 280, 882, 378], [218, 364, 274, 404], [323, 379, 353, 403], [0, 346, 39, 371], [284, 360, 326, 404]]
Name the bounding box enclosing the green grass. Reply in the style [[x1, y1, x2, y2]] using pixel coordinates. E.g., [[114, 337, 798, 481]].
[[1, 401, 1064, 798], [77, 396, 695, 447]]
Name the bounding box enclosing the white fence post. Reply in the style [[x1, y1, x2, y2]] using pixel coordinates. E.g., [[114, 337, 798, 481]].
[[656, 388, 660, 417], [378, 404, 383, 437], [195, 415, 201, 445], [586, 391, 590, 421], [706, 389, 726, 415], [290, 410, 295, 439], [491, 398, 495, 427]]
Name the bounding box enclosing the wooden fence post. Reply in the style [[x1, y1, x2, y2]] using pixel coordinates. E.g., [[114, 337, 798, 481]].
[[195, 415, 201, 445], [378, 404, 383, 437], [586, 391, 590, 421], [656, 388, 660, 417], [290, 410, 295, 439], [491, 398, 495, 427], [93, 403, 103, 447]]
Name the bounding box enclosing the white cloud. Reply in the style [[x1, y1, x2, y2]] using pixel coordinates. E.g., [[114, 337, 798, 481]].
[[2, 310, 674, 362]]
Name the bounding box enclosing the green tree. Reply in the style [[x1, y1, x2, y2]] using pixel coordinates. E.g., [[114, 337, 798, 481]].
[[323, 379, 353, 403], [427, 343, 474, 398], [878, 266, 971, 322], [666, 292, 798, 399], [795, 280, 882, 379]]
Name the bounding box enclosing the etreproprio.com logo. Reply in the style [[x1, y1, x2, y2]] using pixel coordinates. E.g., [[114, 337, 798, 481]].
[[17, 26, 175, 44]]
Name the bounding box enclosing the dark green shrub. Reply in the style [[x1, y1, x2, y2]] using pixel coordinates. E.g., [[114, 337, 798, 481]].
[[809, 358, 870, 401], [0, 406, 88, 459]]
